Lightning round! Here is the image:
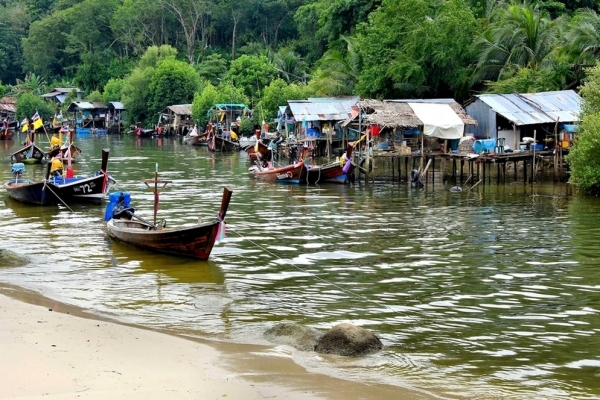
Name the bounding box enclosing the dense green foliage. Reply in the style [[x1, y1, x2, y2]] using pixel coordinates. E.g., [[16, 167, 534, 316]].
[[191, 82, 250, 127], [2, 0, 600, 124], [15, 92, 53, 121], [566, 63, 600, 194]]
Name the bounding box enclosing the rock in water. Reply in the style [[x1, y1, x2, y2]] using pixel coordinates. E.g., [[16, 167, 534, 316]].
[[315, 323, 383, 356], [264, 322, 323, 351], [0, 249, 29, 267]]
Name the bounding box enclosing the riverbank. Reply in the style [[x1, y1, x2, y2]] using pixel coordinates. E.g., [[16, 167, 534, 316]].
[[0, 286, 432, 400]]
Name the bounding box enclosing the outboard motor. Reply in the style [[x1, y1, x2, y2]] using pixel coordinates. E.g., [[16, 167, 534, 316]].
[[104, 191, 135, 221], [11, 163, 25, 178]]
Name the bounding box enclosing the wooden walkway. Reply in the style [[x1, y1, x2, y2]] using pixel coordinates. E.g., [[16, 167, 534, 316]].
[[359, 149, 568, 185]]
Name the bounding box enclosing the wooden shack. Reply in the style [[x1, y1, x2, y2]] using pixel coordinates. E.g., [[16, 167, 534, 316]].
[[463, 90, 581, 151], [67, 101, 109, 133], [107, 102, 126, 134], [158, 104, 193, 135], [284, 97, 358, 157], [342, 99, 477, 154]]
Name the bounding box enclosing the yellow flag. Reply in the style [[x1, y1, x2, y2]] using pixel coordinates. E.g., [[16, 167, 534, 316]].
[[21, 123, 28, 132], [33, 117, 43, 130]]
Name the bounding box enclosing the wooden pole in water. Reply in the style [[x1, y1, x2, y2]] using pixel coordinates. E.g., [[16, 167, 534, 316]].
[[532, 129, 536, 183], [154, 165, 158, 225], [142, 164, 171, 226]]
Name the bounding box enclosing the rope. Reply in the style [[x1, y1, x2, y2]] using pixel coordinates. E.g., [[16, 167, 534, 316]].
[[43, 181, 76, 212]]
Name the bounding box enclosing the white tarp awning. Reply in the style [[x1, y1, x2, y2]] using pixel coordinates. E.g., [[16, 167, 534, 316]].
[[408, 103, 464, 139]]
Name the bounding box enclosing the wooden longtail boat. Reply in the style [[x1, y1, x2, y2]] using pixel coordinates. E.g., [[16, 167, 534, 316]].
[[47, 130, 82, 162], [48, 149, 115, 204], [4, 149, 115, 206], [305, 144, 356, 184], [207, 132, 241, 152], [183, 126, 209, 145], [3, 166, 57, 205], [244, 140, 272, 160], [11, 131, 46, 164], [104, 171, 233, 260], [251, 160, 306, 183]]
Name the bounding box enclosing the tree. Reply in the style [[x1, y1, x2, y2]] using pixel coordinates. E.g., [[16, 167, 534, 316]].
[[354, 0, 478, 99], [0, 81, 5, 98], [562, 9, 600, 85], [22, 15, 68, 78], [121, 45, 180, 124], [159, 0, 211, 64], [148, 58, 201, 115], [10, 73, 47, 96], [191, 82, 249, 126], [23, 0, 59, 20], [0, 2, 28, 85], [103, 78, 125, 103], [294, 0, 378, 63], [191, 83, 219, 126], [485, 60, 573, 93], [310, 36, 359, 96], [74, 50, 113, 92], [272, 48, 308, 84], [86, 90, 103, 102], [565, 62, 600, 194], [254, 78, 312, 123], [196, 54, 228, 86], [121, 66, 154, 125], [15, 92, 54, 121], [471, 2, 563, 86], [111, 0, 175, 57], [225, 55, 277, 106]]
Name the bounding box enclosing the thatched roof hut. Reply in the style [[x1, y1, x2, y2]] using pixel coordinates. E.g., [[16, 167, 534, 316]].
[[342, 99, 477, 128]]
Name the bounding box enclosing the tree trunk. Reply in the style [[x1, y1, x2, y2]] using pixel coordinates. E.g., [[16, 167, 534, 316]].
[[231, 16, 238, 61]]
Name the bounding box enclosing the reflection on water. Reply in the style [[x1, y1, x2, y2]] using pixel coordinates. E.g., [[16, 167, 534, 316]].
[[1, 135, 600, 399]]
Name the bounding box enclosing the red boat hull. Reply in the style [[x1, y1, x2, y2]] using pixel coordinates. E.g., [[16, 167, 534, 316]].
[[252, 162, 306, 183]]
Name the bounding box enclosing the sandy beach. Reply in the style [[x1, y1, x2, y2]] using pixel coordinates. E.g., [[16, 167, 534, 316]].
[[0, 286, 431, 400]]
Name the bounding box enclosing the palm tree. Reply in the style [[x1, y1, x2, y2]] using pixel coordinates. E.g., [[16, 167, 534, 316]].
[[310, 36, 360, 96], [471, 2, 562, 85], [272, 49, 308, 84], [10, 72, 47, 96], [563, 9, 600, 68]]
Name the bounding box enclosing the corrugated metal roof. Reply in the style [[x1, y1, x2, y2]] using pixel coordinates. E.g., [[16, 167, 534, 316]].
[[41, 88, 81, 97], [163, 104, 192, 115], [66, 101, 108, 112], [287, 97, 358, 121], [54, 87, 81, 93], [475, 90, 581, 126], [109, 101, 126, 110]]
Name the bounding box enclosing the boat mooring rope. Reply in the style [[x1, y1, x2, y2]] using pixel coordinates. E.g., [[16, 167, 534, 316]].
[[43, 181, 76, 213]]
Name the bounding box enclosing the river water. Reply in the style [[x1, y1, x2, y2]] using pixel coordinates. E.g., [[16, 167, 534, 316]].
[[1, 134, 599, 399]]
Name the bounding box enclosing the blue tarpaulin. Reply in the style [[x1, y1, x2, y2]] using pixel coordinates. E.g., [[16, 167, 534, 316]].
[[561, 124, 578, 133], [473, 139, 496, 153]]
